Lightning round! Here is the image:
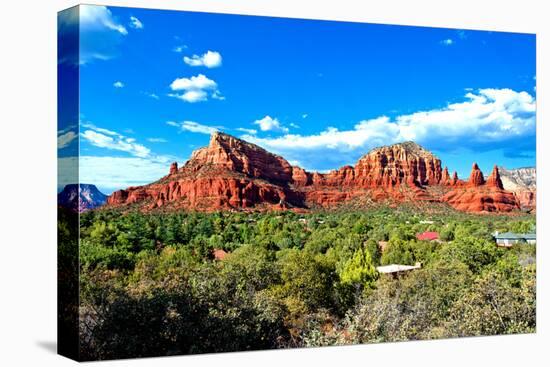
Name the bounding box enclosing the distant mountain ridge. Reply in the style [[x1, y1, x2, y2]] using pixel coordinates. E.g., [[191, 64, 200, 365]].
[[106, 132, 529, 214], [58, 184, 107, 212], [498, 166, 536, 209]]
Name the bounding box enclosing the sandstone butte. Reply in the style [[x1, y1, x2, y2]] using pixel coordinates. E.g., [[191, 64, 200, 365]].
[[107, 132, 526, 214]]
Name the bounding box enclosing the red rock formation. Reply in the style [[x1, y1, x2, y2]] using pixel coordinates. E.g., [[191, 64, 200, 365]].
[[467, 163, 485, 187], [486, 165, 504, 189], [169, 162, 178, 175], [106, 133, 523, 214], [441, 167, 450, 185], [442, 187, 519, 213], [442, 165, 519, 213], [450, 171, 459, 186]]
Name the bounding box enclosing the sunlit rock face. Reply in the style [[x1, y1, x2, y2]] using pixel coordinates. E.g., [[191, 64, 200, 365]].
[[107, 132, 522, 213]]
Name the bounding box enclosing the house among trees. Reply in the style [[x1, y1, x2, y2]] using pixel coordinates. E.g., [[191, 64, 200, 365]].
[[212, 248, 229, 260], [416, 231, 440, 241], [493, 232, 536, 247], [377, 262, 422, 277]]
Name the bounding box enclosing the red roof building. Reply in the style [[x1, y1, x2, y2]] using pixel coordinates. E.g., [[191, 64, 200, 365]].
[[416, 231, 439, 241], [212, 248, 228, 260]]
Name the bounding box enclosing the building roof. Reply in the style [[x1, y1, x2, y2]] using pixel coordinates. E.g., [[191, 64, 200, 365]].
[[377, 263, 421, 274], [494, 232, 536, 240], [212, 248, 228, 260], [416, 231, 439, 241]]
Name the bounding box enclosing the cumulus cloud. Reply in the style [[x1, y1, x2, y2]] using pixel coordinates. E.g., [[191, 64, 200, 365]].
[[253, 116, 289, 133], [167, 120, 221, 135], [129, 16, 143, 29], [113, 81, 124, 88], [242, 88, 536, 171], [80, 123, 151, 158], [183, 51, 222, 68], [168, 74, 221, 103]]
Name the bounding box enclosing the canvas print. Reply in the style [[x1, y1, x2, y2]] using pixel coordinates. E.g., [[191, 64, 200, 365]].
[[58, 4, 536, 361]]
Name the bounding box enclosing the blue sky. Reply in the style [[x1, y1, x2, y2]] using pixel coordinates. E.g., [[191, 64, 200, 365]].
[[58, 5, 536, 194]]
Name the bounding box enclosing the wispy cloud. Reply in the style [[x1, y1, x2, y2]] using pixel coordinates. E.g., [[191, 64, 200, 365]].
[[113, 81, 124, 88], [253, 116, 289, 133], [440, 38, 454, 46], [80, 123, 151, 158], [236, 127, 257, 135], [58, 131, 78, 149], [78, 156, 177, 193], [168, 74, 222, 103], [142, 91, 159, 100], [183, 50, 222, 68], [147, 137, 168, 143], [242, 88, 536, 171], [167, 120, 221, 135], [172, 45, 188, 53], [72, 5, 128, 64], [129, 16, 143, 29]]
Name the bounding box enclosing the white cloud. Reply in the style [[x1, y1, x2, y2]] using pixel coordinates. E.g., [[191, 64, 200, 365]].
[[80, 124, 151, 158], [129, 16, 143, 29], [169, 90, 208, 103], [143, 91, 159, 99], [170, 74, 217, 91], [253, 116, 289, 133], [167, 120, 220, 135], [440, 38, 454, 46], [242, 89, 536, 170], [172, 45, 188, 53], [58, 131, 77, 149], [113, 81, 124, 88], [147, 138, 168, 143], [302, 114, 308, 119], [76, 156, 177, 193], [211, 90, 226, 100], [183, 51, 222, 68], [236, 128, 257, 135], [71, 5, 128, 64], [80, 5, 128, 35], [168, 74, 221, 103]]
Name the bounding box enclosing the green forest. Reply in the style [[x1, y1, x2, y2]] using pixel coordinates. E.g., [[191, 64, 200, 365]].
[[62, 208, 535, 360]]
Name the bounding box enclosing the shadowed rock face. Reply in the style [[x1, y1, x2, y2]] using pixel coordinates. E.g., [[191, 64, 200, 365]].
[[107, 132, 523, 213]]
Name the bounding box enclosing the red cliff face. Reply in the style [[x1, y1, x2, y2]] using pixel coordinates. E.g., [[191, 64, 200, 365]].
[[188, 132, 293, 184], [106, 133, 522, 214], [442, 164, 519, 213]]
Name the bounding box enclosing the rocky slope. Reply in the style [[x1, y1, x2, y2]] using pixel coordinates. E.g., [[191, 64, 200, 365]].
[[107, 132, 526, 214], [58, 184, 107, 212], [498, 166, 536, 210], [441, 165, 519, 212]]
